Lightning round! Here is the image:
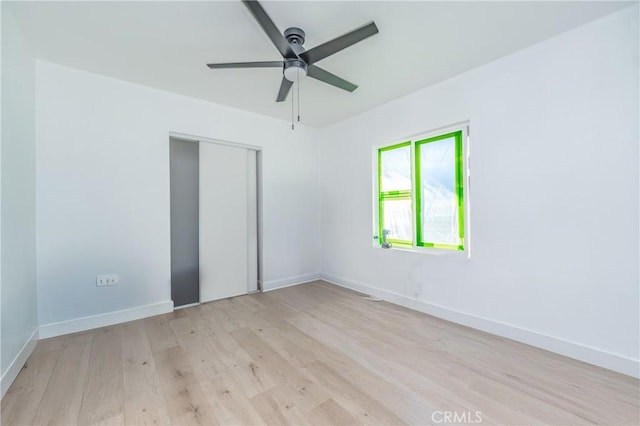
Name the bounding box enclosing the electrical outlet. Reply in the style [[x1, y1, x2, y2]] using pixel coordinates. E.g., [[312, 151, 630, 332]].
[[96, 274, 119, 287]]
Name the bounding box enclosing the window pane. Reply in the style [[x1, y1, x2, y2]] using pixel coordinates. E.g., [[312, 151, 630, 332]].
[[418, 136, 459, 246], [382, 199, 412, 242], [380, 145, 411, 192]]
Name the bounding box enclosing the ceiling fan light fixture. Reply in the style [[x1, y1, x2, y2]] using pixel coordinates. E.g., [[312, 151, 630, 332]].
[[283, 60, 307, 82]]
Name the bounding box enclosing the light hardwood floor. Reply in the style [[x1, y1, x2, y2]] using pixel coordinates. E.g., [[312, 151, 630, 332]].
[[2, 281, 638, 425]]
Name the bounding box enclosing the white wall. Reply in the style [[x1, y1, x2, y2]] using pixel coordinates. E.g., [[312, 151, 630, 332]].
[[319, 5, 639, 377], [1, 5, 39, 394], [36, 61, 320, 330]]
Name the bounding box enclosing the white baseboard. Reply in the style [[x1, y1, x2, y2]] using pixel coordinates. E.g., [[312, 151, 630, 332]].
[[174, 302, 200, 310], [39, 300, 174, 339], [321, 273, 640, 379], [262, 273, 322, 292], [1, 328, 39, 399]]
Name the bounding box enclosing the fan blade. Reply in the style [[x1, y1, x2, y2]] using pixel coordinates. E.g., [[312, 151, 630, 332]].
[[300, 22, 378, 65], [307, 65, 357, 92], [242, 0, 297, 59], [207, 61, 283, 69], [276, 77, 293, 102]]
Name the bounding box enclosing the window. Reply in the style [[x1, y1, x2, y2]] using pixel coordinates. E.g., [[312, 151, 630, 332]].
[[378, 142, 413, 246], [374, 126, 468, 251]]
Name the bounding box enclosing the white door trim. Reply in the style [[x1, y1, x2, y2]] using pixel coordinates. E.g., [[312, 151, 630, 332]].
[[169, 131, 262, 152]]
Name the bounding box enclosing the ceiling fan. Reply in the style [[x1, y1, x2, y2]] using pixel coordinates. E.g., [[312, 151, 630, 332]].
[[206, 0, 379, 102]]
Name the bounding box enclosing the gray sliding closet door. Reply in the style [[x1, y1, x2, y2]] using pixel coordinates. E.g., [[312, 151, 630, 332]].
[[170, 138, 199, 307]]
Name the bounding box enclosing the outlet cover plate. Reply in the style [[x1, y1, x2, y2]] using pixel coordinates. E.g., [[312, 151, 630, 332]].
[[97, 274, 119, 287]]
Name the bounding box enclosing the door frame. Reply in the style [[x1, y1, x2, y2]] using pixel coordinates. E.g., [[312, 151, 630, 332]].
[[168, 131, 264, 298]]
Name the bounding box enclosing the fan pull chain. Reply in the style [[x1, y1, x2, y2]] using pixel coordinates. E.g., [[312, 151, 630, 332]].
[[297, 68, 301, 122], [291, 80, 294, 130]]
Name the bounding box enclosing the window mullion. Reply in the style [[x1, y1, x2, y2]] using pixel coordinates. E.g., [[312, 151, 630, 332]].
[[414, 140, 422, 246], [410, 140, 417, 247]]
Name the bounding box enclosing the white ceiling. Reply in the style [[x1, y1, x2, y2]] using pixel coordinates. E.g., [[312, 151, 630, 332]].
[[8, 1, 633, 127]]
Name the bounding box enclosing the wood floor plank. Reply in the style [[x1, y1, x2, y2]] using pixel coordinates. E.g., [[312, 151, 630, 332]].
[[232, 292, 268, 312], [169, 315, 224, 381], [30, 333, 93, 425], [303, 360, 406, 425], [183, 305, 276, 397], [286, 301, 581, 424], [152, 345, 219, 425], [3, 281, 639, 426], [292, 308, 481, 412], [253, 306, 436, 424], [1, 386, 49, 426], [201, 372, 267, 425], [143, 313, 180, 353], [317, 289, 639, 423], [78, 326, 125, 425], [308, 398, 362, 426], [122, 320, 172, 426], [250, 385, 311, 426], [230, 327, 328, 413], [248, 319, 319, 369], [3, 344, 61, 394], [200, 296, 264, 333], [0, 341, 62, 425]]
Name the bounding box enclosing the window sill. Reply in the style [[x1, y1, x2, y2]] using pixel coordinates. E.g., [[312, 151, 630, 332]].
[[373, 243, 469, 257]]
